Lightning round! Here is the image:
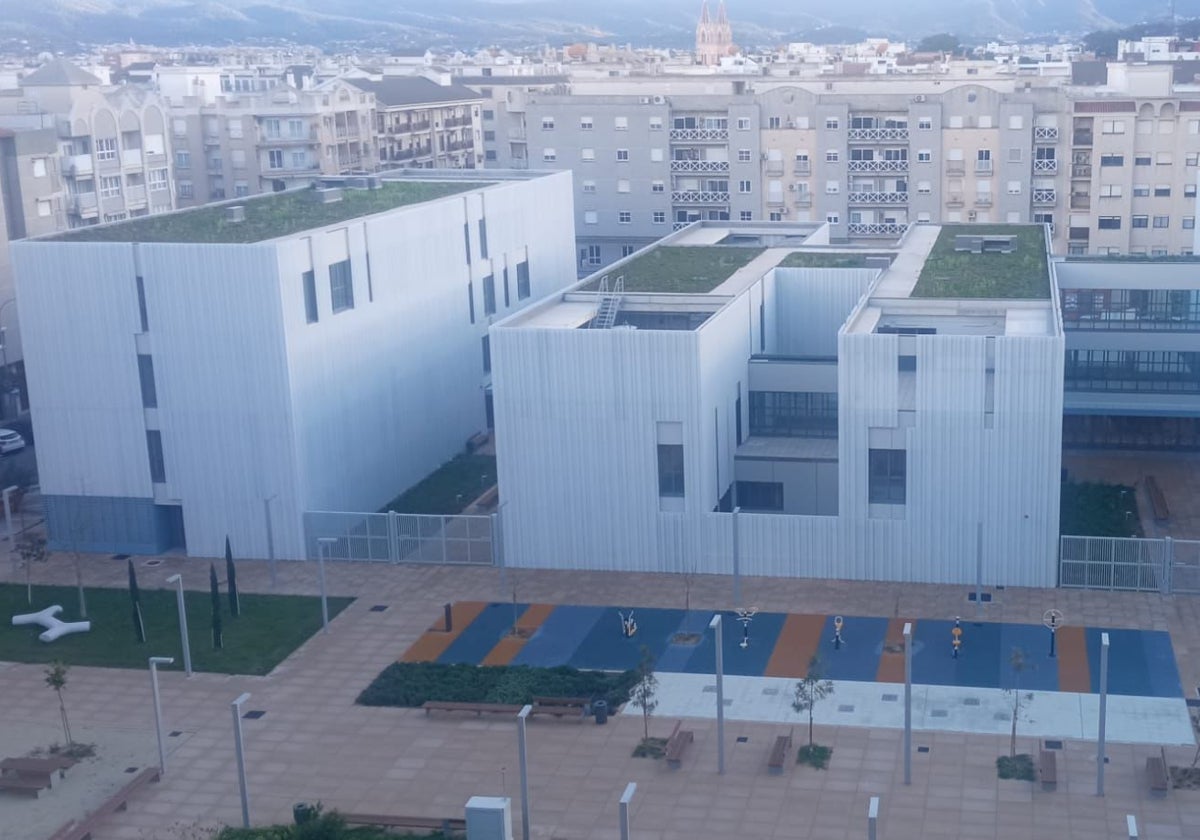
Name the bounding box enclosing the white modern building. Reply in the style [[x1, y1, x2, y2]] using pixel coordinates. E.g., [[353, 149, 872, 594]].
[[492, 222, 1066, 587], [12, 171, 576, 559]]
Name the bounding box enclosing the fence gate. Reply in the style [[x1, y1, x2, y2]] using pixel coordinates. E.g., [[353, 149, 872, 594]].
[[1058, 535, 1166, 592], [303, 510, 497, 566], [1171, 539, 1200, 594]]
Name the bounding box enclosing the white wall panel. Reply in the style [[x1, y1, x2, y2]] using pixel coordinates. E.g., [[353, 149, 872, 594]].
[[772, 268, 879, 357]]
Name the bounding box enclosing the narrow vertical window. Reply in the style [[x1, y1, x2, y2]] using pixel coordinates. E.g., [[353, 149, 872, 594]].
[[137, 355, 157, 408], [146, 430, 166, 483], [135, 275, 149, 332], [478, 218, 489, 259], [329, 259, 354, 312], [468, 281, 476, 324], [482, 335, 491, 373], [657, 444, 685, 497], [302, 270, 318, 323], [483, 274, 496, 316], [502, 267, 510, 308], [463, 222, 471, 263], [516, 261, 531, 300], [868, 449, 906, 504]]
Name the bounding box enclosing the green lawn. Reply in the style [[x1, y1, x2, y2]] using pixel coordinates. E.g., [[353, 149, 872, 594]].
[[1060, 480, 1142, 537], [0, 583, 353, 674], [913, 225, 1050, 299], [584, 246, 766, 293], [358, 662, 637, 709], [381, 454, 496, 515], [777, 252, 883, 269]]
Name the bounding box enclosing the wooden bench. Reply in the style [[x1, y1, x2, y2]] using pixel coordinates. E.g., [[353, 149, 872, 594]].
[[1038, 748, 1057, 791], [1146, 476, 1170, 523], [0, 755, 78, 797], [529, 696, 589, 722], [767, 729, 794, 776], [1146, 748, 1170, 798], [341, 813, 467, 836], [466, 431, 490, 453], [664, 720, 694, 770], [0, 774, 49, 797], [422, 700, 524, 717], [47, 766, 160, 840]]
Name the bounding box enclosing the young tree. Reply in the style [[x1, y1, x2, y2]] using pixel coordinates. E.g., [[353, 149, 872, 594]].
[[45, 662, 73, 746], [1008, 647, 1027, 757], [224, 537, 240, 617], [128, 559, 146, 643], [792, 655, 834, 747], [16, 531, 47, 605], [630, 645, 659, 741], [209, 563, 223, 650]]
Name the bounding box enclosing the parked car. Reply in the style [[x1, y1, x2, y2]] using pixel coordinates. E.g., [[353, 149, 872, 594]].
[[0, 429, 26, 454]]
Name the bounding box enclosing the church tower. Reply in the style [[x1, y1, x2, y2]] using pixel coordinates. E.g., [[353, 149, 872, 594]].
[[695, 1, 734, 66]]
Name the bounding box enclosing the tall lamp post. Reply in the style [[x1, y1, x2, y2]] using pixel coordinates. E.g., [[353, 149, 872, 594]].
[[148, 656, 174, 774], [709, 613, 725, 775], [165, 574, 193, 676], [231, 692, 252, 829], [316, 537, 333, 634]]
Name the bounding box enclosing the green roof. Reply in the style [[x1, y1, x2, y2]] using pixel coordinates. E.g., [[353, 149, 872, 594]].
[[51, 181, 491, 244], [777, 252, 889, 269], [584, 246, 766, 294], [913, 225, 1050, 299]]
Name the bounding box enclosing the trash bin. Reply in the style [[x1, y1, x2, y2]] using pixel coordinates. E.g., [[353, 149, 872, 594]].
[[593, 699, 609, 725], [293, 802, 317, 825]]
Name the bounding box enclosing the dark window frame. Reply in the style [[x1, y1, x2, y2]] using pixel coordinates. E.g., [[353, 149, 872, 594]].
[[657, 443, 685, 497], [868, 448, 906, 504]]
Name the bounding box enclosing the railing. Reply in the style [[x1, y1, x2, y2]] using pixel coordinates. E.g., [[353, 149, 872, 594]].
[[946, 194, 964, 207], [507, 129, 526, 141], [1070, 195, 1091, 210], [1073, 132, 1093, 146], [1034, 126, 1059, 142], [765, 162, 784, 175], [1033, 159, 1058, 173], [767, 195, 786, 206], [203, 133, 220, 145], [1059, 536, 1164, 592], [1071, 165, 1092, 178], [62, 154, 92, 176], [1033, 189, 1057, 206], [974, 161, 993, 174], [669, 128, 728, 142], [670, 160, 729, 172], [848, 127, 909, 142], [794, 193, 813, 206], [125, 184, 147, 205], [671, 191, 730, 204], [443, 117, 470, 128], [69, 193, 97, 215], [848, 159, 908, 172], [304, 510, 495, 566], [848, 191, 908, 205], [120, 149, 142, 168], [974, 195, 992, 207], [673, 221, 694, 231], [794, 161, 811, 175], [945, 161, 965, 175], [847, 222, 908, 237]]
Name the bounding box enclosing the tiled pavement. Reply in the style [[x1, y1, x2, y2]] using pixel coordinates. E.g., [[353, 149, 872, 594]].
[[2, 552, 1200, 839]]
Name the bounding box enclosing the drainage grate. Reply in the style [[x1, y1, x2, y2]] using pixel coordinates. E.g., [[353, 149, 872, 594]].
[[736, 736, 749, 743], [1043, 740, 1063, 750], [917, 746, 930, 754], [702, 685, 717, 693], [242, 710, 266, 720], [881, 693, 898, 702], [838, 704, 855, 713], [369, 605, 389, 612], [124, 766, 139, 773], [168, 730, 182, 737], [930, 709, 948, 718], [143, 558, 163, 568], [963, 698, 980, 706], [967, 592, 993, 603], [761, 687, 779, 696]]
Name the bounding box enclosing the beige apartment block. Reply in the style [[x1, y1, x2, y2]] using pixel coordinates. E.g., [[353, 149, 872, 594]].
[[349, 76, 484, 171]]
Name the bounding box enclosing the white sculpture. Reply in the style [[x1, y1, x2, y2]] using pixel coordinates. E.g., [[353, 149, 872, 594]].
[[11, 605, 91, 642]]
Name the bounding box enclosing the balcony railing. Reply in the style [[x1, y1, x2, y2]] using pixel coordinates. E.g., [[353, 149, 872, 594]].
[[443, 117, 470, 128], [670, 160, 729, 173], [794, 161, 811, 175], [974, 195, 993, 207], [1068, 226, 1090, 241], [673, 221, 693, 231], [126, 184, 147, 205], [507, 129, 526, 141], [1073, 132, 1093, 146], [946, 194, 964, 207], [848, 127, 909, 142], [848, 159, 908, 173], [945, 161, 966, 175], [847, 222, 908, 237], [765, 162, 784, 175], [69, 193, 98, 215], [1034, 126, 1059, 142], [671, 190, 730, 204], [62, 154, 93, 176], [1032, 189, 1057, 206], [975, 161, 994, 174], [848, 191, 909, 205], [1033, 159, 1058, 173], [120, 149, 142, 168], [669, 128, 728, 142], [1072, 165, 1092, 178], [1070, 195, 1091, 210], [794, 193, 813, 206]]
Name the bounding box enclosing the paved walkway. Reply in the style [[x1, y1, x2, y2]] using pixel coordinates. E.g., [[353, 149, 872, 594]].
[[2, 553, 1200, 839]]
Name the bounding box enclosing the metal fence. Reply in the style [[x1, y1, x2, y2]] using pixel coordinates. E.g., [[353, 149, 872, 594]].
[[303, 510, 496, 566], [1059, 535, 1200, 594]]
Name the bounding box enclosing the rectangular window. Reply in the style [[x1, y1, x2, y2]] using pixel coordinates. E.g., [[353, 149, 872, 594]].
[[1097, 216, 1121, 230], [542, 148, 556, 162], [1155, 184, 1171, 197], [482, 109, 494, 120], [146, 430, 166, 483], [478, 219, 488, 259], [738, 180, 751, 193], [481, 335, 491, 374], [735, 481, 784, 512], [868, 448, 906, 504], [740, 211, 752, 221], [1135, 154, 1152, 166], [1100, 154, 1124, 167], [616, 149, 629, 161], [100, 175, 122, 198], [1185, 217, 1196, 230], [617, 179, 630, 193], [580, 116, 593, 130], [502, 267, 510, 308], [541, 117, 554, 130], [749, 391, 838, 438], [581, 148, 595, 161], [657, 444, 684, 497], [1101, 119, 1126, 134], [649, 117, 663, 131], [1133, 184, 1150, 196], [618, 211, 632, 224], [467, 282, 475, 323], [1132, 215, 1149, 228], [825, 117, 838, 130], [175, 150, 190, 169], [267, 149, 283, 169], [650, 148, 664, 162], [303, 269, 318, 323], [329, 259, 354, 312], [96, 137, 117, 161], [517, 261, 531, 299], [135, 275, 149, 332], [738, 149, 752, 162], [653, 211, 666, 224], [614, 116, 628, 131], [1154, 215, 1169, 228], [768, 117, 781, 129], [917, 150, 931, 162], [582, 180, 596, 193], [463, 223, 471, 262], [737, 117, 750, 130], [583, 210, 598, 224], [825, 150, 839, 162], [621, 245, 635, 257], [1188, 184, 1198, 198], [918, 117, 932, 130], [651, 180, 665, 192], [137, 355, 157, 408], [483, 274, 496, 315]]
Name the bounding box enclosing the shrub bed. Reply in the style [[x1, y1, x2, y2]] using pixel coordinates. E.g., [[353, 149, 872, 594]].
[[357, 662, 638, 709]]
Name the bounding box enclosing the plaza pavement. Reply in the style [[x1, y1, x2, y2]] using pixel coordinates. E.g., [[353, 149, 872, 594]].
[[2, 551, 1200, 840]]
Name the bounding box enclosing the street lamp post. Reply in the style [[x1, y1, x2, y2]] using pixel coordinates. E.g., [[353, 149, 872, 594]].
[[148, 656, 174, 774], [903, 622, 913, 786], [517, 705, 532, 840], [709, 613, 725, 775], [1097, 632, 1110, 796], [618, 782, 636, 840], [231, 692, 252, 829], [165, 574, 192, 676], [316, 537, 334, 634], [263, 496, 277, 591]]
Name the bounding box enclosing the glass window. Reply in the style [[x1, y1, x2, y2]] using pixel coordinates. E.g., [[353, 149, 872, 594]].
[[749, 392, 838, 438], [481, 336, 491, 374], [517, 261, 531, 299], [329, 259, 354, 312], [146, 430, 166, 483], [137, 355, 157, 408], [657, 444, 684, 497], [618, 211, 632, 223], [868, 449, 906, 504], [483, 274, 496, 315], [735, 481, 784, 512], [303, 269, 318, 323]]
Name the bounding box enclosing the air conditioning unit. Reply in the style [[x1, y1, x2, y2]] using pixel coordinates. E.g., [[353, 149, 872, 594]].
[[787, 183, 796, 191], [786, 120, 795, 129], [652, 95, 666, 104], [780, 207, 789, 214], [639, 96, 651, 104], [968, 210, 977, 220], [913, 94, 927, 103]]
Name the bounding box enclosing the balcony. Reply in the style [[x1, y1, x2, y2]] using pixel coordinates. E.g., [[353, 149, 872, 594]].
[[69, 193, 98, 216], [670, 160, 730, 173], [126, 184, 147, 205], [407, 121, 432, 132], [673, 221, 693, 231], [203, 133, 221, 146], [443, 117, 470, 129], [848, 191, 909, 205], [1034, 126, 1059, 142], [974, 195, 992, 207], [848, 159, 908, 173], [1072, 165, 1092, 179], [264, 130, 318, 145], [507, 129, 526, 141], [1068, 226, 1090, 241], [794, 193, 813, 207], [847, 222, 908, 238], [120, 149, 143, 168], [207, 161, 223, 174], [765, 161, 784, 176], [794, 161, 811, 175], [767, 195, 786, 207], [1070, 194, 1091, 210], [1072, 132, 1093, 146], [1033, 159, 1058, 173], [671, 190, 731, 204], [62, 154, 93, 176], [946, 193, 964, 208], [974, 161, 993, 174], [1032, 189, 1057, 206], [848, 127, 909, 142], [669, 127, 728, 142], [945, 161, 966, 176], [266, 162, 321, 174]]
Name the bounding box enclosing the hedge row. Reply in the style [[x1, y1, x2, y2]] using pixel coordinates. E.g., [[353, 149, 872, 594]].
[[356, 662, 637, 709]]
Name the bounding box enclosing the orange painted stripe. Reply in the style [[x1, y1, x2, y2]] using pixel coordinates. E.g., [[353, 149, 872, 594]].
[[480, 603, 556, 666], [764, 614, 827, 678], [1056, 625, 1091, 693], [876, 618, 916, 683], [400, 601, 489, 663]]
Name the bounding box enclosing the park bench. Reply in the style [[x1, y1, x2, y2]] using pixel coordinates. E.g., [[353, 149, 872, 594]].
[[341, 813, 467, 836], [422, 700, 524, 717], [0, 774, 49, 797], [0, 755, 78, 792], [1038, 747, 1057, 791], [46, 766, 160, 840], [767, 729, 794, 776], [1146, 476, 1170, 523], [664, 720, 694, 770], [530, 696, 589, 721], [1146, 748, 1170, 798]]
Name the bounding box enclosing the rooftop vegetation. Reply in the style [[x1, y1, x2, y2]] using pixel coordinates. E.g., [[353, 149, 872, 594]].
[[585, 246, 766, 294], [913, 225, 1050, 299], [51, 182, 489, 244], [778, 252, 888, 269]]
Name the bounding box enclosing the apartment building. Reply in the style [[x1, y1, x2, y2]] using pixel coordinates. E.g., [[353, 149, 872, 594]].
[[349, 76, 484, 170], [459, 74, 568, 168], [492, 222, 1064, 586], [12, 172, 577, 559]]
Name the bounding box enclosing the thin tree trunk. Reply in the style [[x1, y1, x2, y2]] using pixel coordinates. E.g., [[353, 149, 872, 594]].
[[1010, 697, 1018, 758], [809, 710, 814, 746], [57, 691, 72, 745]]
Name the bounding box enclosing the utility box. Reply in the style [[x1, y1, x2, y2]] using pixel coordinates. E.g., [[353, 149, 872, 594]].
[[466, 796, 513, 840]]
